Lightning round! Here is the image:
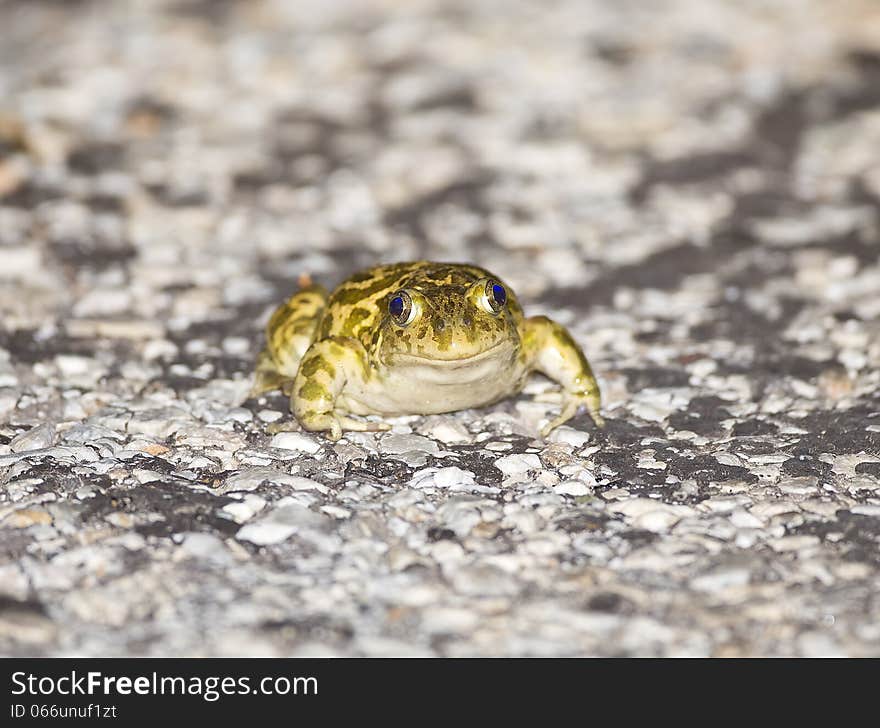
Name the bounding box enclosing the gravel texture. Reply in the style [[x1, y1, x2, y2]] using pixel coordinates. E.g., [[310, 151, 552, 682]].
[[1, 0, 880, 656]]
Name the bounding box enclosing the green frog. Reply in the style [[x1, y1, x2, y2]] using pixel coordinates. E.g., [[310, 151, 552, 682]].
[[251, 261, 604, 441]]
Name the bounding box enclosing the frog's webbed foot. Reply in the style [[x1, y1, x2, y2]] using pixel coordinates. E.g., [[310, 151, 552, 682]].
[[268, 413, 390, 441], [295, 412, 344, 441], [523, 315, 604, 438], [539, 392, 605, 438], [266, 418, 306, 436], [336, 416, 392, 433]]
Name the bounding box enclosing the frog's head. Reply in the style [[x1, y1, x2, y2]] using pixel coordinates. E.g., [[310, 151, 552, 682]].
[[374, 264, 523, 379]]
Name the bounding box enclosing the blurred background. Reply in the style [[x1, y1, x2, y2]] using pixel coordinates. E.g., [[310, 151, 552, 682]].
[[1, 0, 879, 656], [3, 0, 879, 335]]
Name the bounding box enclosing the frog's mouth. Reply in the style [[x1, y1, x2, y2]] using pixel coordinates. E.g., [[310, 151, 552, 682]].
[[390, 341, 507, 366], [386, 341, 515, 383]]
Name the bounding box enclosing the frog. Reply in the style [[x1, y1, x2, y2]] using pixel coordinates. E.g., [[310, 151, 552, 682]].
[[250, 261, 604, 441]]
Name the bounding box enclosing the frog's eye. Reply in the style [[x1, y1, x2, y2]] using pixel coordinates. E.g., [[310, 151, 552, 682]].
[[480, 279, 507, 314], [388, 291, 416, 326]]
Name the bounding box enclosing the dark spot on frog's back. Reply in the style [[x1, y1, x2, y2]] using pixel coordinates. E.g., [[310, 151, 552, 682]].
[[347, 270, 379, 284], [300, 356, 335, 379], [298, 380, 326, 402], [334, 273, 406, 305], [319, 312, 334, 338], [342, 307, 373, 336]]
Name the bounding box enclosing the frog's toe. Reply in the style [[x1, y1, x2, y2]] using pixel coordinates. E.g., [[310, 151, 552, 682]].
[[337, 415, 391, 432], [540, 415, 569, 438], [540, 400, 578, 437], [540, 396, 604, 437], [266, 419, 300, 435], [297, 412, 343, 441]]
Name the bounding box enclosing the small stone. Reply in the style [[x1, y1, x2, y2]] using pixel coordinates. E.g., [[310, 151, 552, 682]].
[[235, 521, 297, 546], [104, 512, 133, 528], [449, 564, 519, 597], [221, 336, 251, 356], [219, 468, 273, 493], [609, 498, 693, 518], [0, 599, 57, 644], [420, 607, 479, 634], [55, 355, 100, 380], [74, 485, 97, 501], [222, 495, 267, 523], [133, 441, 170, 456], [0, 246, 41, 278], [767, 535, 821, 552], [778, 478, 818, 496], [549, 427, 591, 447], [10, 423, 56, 453], [177, 532, 230, 561], [501, 508, 543, 534], [690, 568, 751, 592], [495, 453, 542, 477], [2, 508, 53, 528], [237, 500, 329, 545], [218, 468, 327, 494], [0, 390, 17, 418], [133, 469, 163, 484], [380, 433, 440, 457], [424, 420, 471, 444], [555, 480, 591, 496], [433, 466, 475, 489], [633, 510, 680, 532], [729, 509, 764, 528], [258, 409, 283, 423], [142, 339, 178, 361], [270, 431, 322, 454]]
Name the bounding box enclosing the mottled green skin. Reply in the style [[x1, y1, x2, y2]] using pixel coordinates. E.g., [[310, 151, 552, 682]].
[[252, 261, 603, 440]]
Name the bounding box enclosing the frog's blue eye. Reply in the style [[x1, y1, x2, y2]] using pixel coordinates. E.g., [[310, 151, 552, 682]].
[[483, 279, 507, 313], [492, 283, 507, 306], [389, 290, 415, 325]]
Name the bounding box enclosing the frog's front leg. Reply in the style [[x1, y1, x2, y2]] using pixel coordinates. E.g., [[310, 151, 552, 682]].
[[522, 316, 604, 437], [285, 336, 388, 441]]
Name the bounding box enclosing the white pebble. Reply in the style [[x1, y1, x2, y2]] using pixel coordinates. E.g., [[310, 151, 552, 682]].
[[549, 427, 590, 447], [633, 510, 681, 532], [54, 355, 93, 377], [0, 246, 41, 278], [222, 495, 267, 523], [258, 409, 283, 423], [270, 431, 322, 454], [729, 509, 764, 528], [433, 466, 475, 489], [426, 421, 471, 444], [222, 336, 251, 356], [495, 453, 542, 477], [554, 480, 591, 496], [236, 521, 297, 546], [10, 424, 56, 453]]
